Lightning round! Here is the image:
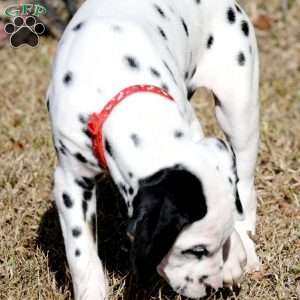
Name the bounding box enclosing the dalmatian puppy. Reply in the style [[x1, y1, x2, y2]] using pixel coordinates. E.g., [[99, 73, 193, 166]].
[[47, 0, 260, 299]]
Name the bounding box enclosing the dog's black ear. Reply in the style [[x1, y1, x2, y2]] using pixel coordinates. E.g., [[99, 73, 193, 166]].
[[130, 166, 207, 284]]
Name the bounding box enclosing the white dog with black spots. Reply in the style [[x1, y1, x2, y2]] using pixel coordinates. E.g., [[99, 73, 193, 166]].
[[47, 0, 260, 299]]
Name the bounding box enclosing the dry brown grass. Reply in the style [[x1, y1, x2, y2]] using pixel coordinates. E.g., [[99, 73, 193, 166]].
[[0, 1, 299, 299]]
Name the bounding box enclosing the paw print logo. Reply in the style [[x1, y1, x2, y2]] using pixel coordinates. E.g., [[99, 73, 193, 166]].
[[4, 16, 45, 48]]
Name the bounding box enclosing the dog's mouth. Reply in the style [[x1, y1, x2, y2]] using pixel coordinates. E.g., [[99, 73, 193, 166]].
[[156, 258, 168, 281]]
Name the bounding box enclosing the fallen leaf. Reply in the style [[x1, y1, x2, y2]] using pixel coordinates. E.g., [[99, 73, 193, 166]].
[[254, 15, 272, 31]]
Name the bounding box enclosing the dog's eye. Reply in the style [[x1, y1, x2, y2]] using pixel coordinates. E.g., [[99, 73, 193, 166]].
[[182, 245, 209, 259]]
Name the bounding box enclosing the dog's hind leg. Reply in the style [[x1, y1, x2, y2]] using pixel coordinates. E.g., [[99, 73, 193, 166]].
[[193, 6, 260, 274]]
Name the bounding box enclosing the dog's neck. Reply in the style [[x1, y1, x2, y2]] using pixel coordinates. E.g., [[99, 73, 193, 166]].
[[102, 92, 197, 182]]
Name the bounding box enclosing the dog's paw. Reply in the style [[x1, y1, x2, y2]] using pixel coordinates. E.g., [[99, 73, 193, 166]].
[[73, 257, 109, 300], [222, 230, 247, 286], [244, 250, 261, 274], [74, 276, 108, 300], [242, 231, 261, 274]]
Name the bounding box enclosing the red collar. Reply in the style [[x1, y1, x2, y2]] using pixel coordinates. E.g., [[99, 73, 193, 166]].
[[87, 85, 174, 170]]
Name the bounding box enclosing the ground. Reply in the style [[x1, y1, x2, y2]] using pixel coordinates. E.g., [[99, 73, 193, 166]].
[[0, 1, 299, 299]]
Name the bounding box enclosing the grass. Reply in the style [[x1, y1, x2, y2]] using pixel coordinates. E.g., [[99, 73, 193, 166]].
[[0, 1, 299, 299]]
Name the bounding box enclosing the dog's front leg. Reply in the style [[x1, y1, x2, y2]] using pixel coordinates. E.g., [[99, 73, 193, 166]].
[[54, 164, 108, 300]]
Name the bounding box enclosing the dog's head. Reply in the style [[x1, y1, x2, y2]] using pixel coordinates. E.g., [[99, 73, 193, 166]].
[[128, 138, 243, 298]]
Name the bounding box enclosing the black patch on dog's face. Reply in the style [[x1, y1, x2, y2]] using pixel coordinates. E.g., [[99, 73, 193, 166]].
[[130, 165, 207, 285]]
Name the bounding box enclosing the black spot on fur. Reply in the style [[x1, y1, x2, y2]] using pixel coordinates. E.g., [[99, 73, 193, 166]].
[[158, 26, 168, 40], [46, 98, 49, 112], [184, 71, 189, 80], [130, 134, 140, 146], [229, 177, 233, 184], [161, 83, 169, 92], [59, 148, 67, 155], [90, 213, 97, 242], [150, 67, 161, 78], [190, 66, 197, 79], [72, 228, 81, 237], [154, 4, 166, 18], [54, 145, 59, 156], [207, 35, 214, 49], [181, 18, 189, 37], [235, 188, 243, 214], [213, 92, 221, 106], [75, 153, 88, 163], [59, 140, 67, 155], [235, 4, 242, 13], [62, 193, 73, 208], [112, 24, 122, 31], [105, 139, 113, 156], [131, 165, 207, 284], [63, 72, 73, 85], [73, 22, 83, 31], [195, 0, 201, 4], [129, 172, 133, 178], [238, 52, 246, 66], [78, 114, 87, 124], [75, 249, 81, 256], [82, 128, 92, 138], [241, 20, 249, 36], [82, 200, 88, 220], [187, 87, 196, 100], [230, 146, 244, 215], [227, 7, 236, 24], [124, 56, 139, 69], [163, 60, 176, 84], [83, 190, 92, 201], [75, 177, 95, 190], [174, 130, 184, 138]]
